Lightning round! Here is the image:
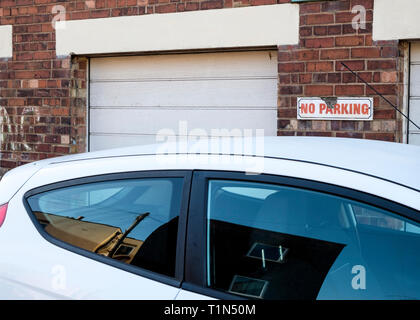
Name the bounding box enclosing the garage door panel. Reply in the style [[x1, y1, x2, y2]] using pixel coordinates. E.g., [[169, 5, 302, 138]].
[[409, 133, 420, 145], [408, 99, 420, 132], [90, 79, 277, 108], [90, 51, 277, 81], [409, 43, 420, 145], [90, 108, 277, 135], [89, 51, 278, 151], [412, 42, 420, 62], [410, 64, 420, 97]]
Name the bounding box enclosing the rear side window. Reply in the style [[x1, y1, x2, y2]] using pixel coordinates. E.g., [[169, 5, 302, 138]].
[[27, 177, 184, 277], [206, 179, 420, 300]]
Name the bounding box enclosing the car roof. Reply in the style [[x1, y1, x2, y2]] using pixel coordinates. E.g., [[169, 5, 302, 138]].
[[45, 136, 420, 191]]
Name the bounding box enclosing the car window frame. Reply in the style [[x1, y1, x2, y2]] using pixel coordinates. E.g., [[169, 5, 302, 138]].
[[23, 170, 193, 289], [184, 170, 420, 300]]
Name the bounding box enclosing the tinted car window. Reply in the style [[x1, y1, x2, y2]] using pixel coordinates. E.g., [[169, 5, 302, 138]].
[[206, 180, 420, 300], [27, 178, 184, 277]]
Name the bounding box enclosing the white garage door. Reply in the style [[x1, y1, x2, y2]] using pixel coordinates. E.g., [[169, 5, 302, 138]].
[[89, 51, 278, 151], [409, 42, 420, 146]]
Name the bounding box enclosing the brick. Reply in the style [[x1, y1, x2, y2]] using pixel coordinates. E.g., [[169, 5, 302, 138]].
[[298, 120, 312, 130], [0, 160, 17, 169], [277, 131, 295, 136], [367, 60, 396, 70], [351, 0, 374, 10], [321, 0, 350, 12], [185, 2, 199, 11], [279, 74, 290, 84], [341, 121, 357, 130], [351, 48, 381, 58], [314, 26, 328, 36], [15, 70, 51, 79], [53, 126, 71, 135], [96, 0, 106, 8], [335, 11, 357, 23], [292, 50, 319, 61], [336, 60, 365, 71], [300, 27, 312, 37], [380, 71, 398, 83], [365, 132, 394, 142], [305, 85, 333, 96], [374, 109, 395, 119], [52, 70, 71, 78], [44, 135, 61, 143], [306, 131, 333, 137], [356, 72, 372, 83], [278, 52, 291, 61], [306, 13, 334, 25], [327, 73, 342, 83], [8, 98, 26, 106], [33, 51, 52, 60], [366, 84, 397, 95], [365, 35, 373, 46], [307, 61, 334, 72], [278, 63, 305, 73], [336, 132, 363, 138], [300, 2, 321, 14], [34, 125, 50, 134], [279, 86, 303, 95], [313, 73, 327, 83], [278, 120, 291, 130], [155, 3, 177, 13], [90, 9, 110, 18], [328, 25, 342, 35], [312, 120, 327, 131], [299, 74, 312, 84], [320, 48, 349, 60], [342, 72, 357, 82], [71, 11, 90, 20], [35, 144, 51, 152], [335, 85, 365, 95], [335, 36, 364, 47], [381, 47, 399, 58], [25, 134, 41, 143], [85, 0, 96, 9], [250, 0, 276, 5], [278, 108, 297, 118], [305, 37, 334, 48], [53, 146, 70, 154]]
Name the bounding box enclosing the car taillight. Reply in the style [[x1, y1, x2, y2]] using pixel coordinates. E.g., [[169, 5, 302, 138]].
[[0, 203, 8, 228]]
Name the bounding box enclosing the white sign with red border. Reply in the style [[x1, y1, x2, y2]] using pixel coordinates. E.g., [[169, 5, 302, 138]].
[[297, 97, 373, 121]]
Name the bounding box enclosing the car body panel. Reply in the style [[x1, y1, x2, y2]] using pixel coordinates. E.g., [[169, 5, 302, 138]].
[[0, 162, 45, 205], [0, 137, 419, 300], [36, 137, 420, 192], [0, 190, 181, 300], [21, 154, 420, 211]]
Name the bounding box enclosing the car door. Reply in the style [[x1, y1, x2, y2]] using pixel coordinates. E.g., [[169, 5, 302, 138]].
[[178, 170, 420, 300], [0, 170, 191, 299]]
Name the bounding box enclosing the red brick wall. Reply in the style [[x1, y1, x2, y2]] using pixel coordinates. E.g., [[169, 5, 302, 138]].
[[0, 0, 406, 174], [277, 0, 404, 140]]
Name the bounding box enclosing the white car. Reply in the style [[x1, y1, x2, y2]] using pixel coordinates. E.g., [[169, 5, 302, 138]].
[[0, 137, 419, 300]]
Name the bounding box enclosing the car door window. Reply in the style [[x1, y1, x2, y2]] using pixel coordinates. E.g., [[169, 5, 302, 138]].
[[206, 179, 420, 300], [27, 177, 184, 277]]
